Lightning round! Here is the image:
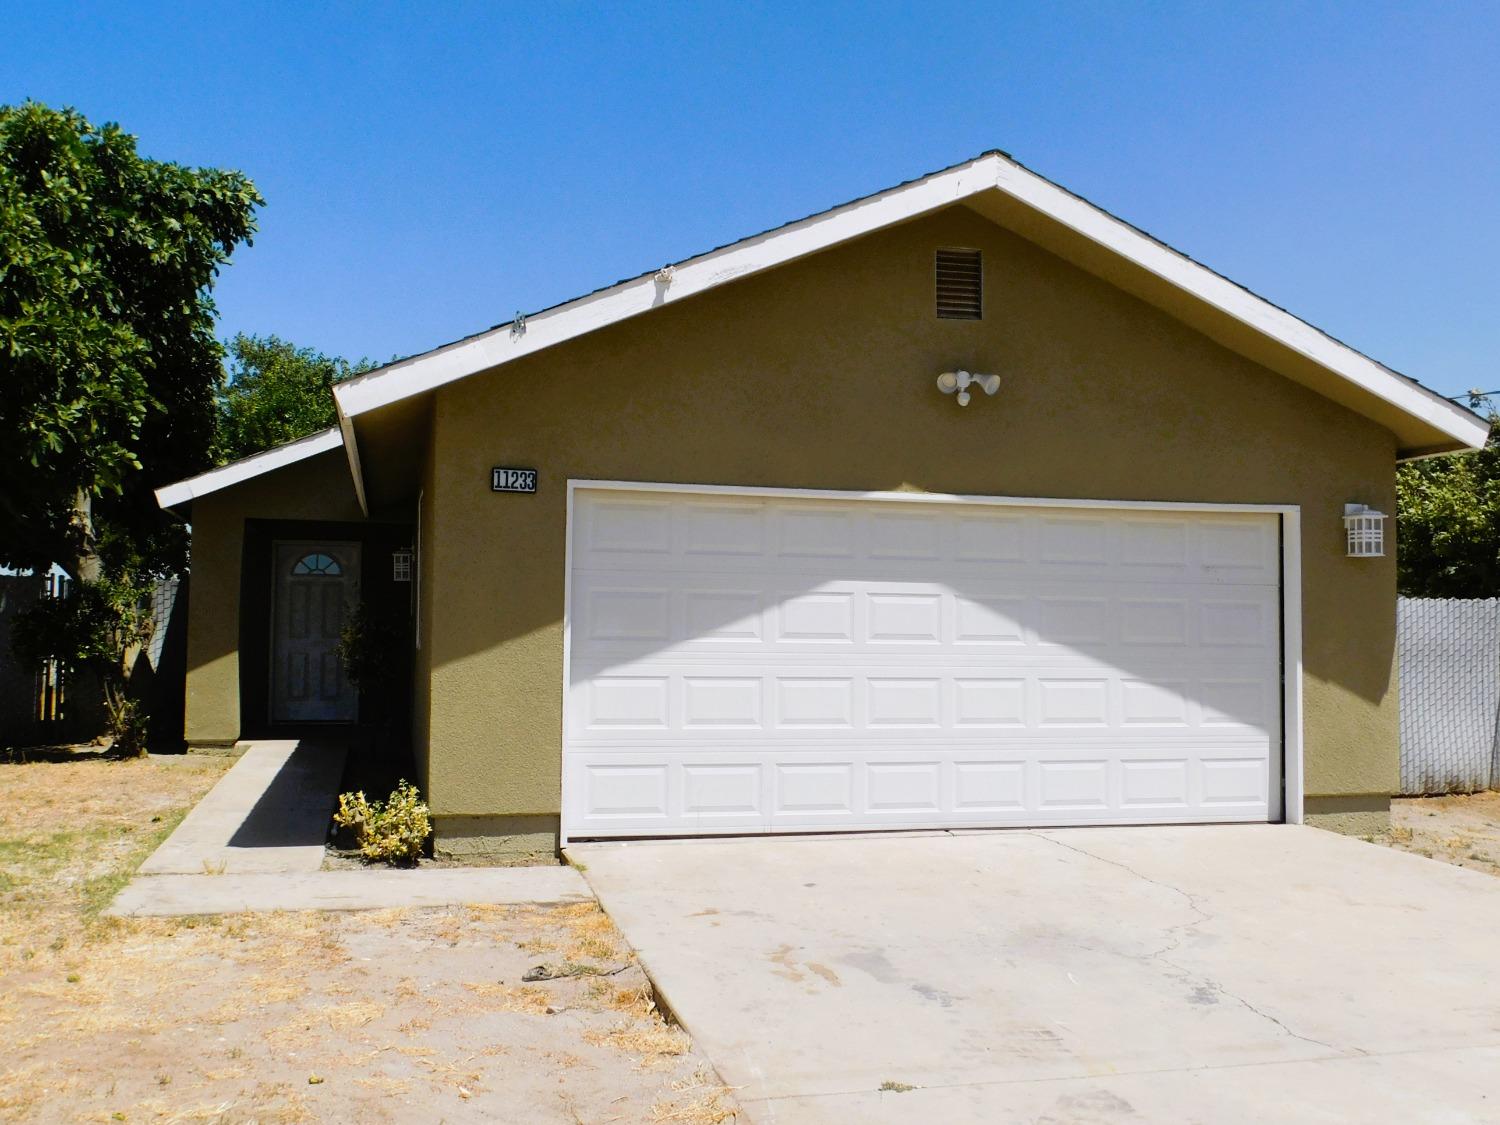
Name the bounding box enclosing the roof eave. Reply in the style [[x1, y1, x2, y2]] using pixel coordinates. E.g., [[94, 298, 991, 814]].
[[332, 153, 1006, 420], [1399, 434, 1491, 462], [329, 150, 1485, 455], [154, 427, 345, 514]]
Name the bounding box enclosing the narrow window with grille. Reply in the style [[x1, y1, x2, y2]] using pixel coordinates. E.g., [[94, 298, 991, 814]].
[[935, 248, 982, 319]]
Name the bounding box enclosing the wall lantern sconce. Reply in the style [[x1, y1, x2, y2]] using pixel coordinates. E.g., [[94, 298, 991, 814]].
[[1343, 504, 1387, 558], [392, 548, 414, 582], [937, 369, 1000, 406]]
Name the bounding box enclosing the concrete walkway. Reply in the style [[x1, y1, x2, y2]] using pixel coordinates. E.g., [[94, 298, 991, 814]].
[[107, 865, 591, 917], [114, 738, 591, 917], [573, 826, 1500, 1124], [140, 740, 345, 874]]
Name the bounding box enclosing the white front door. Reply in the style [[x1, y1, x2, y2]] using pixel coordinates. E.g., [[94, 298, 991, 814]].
[[563, 487, 1284, 839], [272, 541, 360, 723]]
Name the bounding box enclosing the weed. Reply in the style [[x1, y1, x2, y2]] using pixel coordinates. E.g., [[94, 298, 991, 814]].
[[650, 1068, 739, 1122], [585, 1021, 690, 1062]]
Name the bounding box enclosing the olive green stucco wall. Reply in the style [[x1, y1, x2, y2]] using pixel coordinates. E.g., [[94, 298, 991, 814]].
[[183, 448, 365, 745], [411, 431, 438, 793], [418, 204, 1401, 849]]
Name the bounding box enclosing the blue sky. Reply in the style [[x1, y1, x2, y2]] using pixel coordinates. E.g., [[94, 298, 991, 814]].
[[4, 2, 1497, 399]]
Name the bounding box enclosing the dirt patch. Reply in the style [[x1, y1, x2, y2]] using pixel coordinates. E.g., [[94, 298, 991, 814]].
[[1364, 791, 1500, 877], [0, 753, 738, 1123], [0, 751, 233, 958]]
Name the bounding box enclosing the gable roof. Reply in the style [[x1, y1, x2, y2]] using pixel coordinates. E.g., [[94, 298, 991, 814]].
[[331, 151, 1488, 472], [154, 426, 342, 512], [156, 151, 1490, 516]]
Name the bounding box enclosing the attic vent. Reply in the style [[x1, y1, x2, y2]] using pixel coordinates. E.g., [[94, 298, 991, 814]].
[[935, 248, 982, 320]]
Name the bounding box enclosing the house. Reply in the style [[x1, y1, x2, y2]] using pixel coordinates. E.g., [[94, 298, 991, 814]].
[[156, 151, 1489, 862]]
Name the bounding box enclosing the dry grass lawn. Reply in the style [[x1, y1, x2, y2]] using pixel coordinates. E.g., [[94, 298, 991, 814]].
[[1365, 790, 1500, 877], [0, 752, 737, 1123]]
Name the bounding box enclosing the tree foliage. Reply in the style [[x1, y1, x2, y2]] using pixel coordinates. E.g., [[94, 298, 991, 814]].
[[214, 334, 371, 463], [0, 101, 262, 576], [1397, 413, 1500, 596]]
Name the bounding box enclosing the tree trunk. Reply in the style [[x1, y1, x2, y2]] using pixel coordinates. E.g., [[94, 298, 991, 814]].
[[70, 489, 101, 583]]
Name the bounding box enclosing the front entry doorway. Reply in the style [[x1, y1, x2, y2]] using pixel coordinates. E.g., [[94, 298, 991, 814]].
[[271, 541, 361, 723]]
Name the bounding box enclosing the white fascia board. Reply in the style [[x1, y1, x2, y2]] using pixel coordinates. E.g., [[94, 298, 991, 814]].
[[988, 160, 1490, 452], [332, 151, 1486, 452], [332, 155, 1003, 418], [336, 404, 370, 516], [154, 427, 343, 511]]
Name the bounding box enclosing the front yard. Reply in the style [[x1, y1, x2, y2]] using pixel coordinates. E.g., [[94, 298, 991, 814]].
[[0, 752, 735, 1123], [7, 747, 1496, 1125]]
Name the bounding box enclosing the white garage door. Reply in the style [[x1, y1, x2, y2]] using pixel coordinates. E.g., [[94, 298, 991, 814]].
[[564, 486, 1283, 839]]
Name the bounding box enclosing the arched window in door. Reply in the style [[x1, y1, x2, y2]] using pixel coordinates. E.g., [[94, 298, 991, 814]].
[[291, 552, 343, 576]]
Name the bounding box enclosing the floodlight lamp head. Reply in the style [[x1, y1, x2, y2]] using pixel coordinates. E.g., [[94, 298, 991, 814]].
[[936, 369, 999, 406]]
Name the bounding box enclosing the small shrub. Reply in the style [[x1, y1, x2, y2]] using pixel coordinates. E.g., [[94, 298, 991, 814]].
[[110, 697, 149, 756], [336, 602, 405, 696], [332, 781, 430, 864]]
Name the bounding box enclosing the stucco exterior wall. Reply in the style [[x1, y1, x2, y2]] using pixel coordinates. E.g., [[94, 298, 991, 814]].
[[183, 448, 365, 745], [419, 204, 1400, 852], [411, 433, 437, 791]]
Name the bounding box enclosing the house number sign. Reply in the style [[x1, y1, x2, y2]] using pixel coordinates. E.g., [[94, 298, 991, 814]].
[[491, 467, 538, 493]]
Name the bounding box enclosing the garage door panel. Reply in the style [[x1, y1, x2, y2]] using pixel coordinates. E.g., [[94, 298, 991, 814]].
[[1197, 678, 1270, 728], [583, 587, 672, 642], [1119, 758, 1192, 809], [954, 677, 1028, 727], [565, 745, 1276, 833], [573, 494, 1279, 585], [679, 501, 767, 557], [776, 506, 858, 559], [569, 574, 1276, 662], [682, 762, 764, 814], [583, 498, 674, 556], [1200, 757, 1271, 807], [566, 490, 1282, 837], [568, 665, 1274, 745]]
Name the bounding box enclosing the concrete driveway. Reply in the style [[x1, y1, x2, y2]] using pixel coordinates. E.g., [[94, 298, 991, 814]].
[[572, 826, 1500, 1123]]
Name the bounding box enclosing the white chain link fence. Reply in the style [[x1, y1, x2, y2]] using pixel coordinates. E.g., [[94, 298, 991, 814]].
[[1398, 597, 1500, 795]]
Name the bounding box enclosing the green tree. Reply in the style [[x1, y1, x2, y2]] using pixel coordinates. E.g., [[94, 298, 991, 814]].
[[1397, 413, 1500, 596], [214, 334, 372, 463], [0, 101, 262, 577]]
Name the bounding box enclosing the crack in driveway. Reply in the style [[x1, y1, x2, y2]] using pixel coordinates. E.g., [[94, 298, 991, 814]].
[[1028, 831, 1354, 1056]]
